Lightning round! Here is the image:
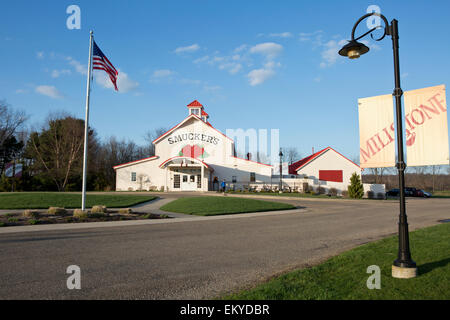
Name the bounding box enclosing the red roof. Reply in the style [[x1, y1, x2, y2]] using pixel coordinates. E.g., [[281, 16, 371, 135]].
[[288, 148, 328, 174], [187, 100, 203, 107], [201, 110, 209, 117]]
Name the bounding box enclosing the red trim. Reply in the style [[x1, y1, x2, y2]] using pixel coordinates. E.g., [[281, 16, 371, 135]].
[[159, 156, 212, 170], [113, 156, 158, 170], [231, 156, 272, 167]]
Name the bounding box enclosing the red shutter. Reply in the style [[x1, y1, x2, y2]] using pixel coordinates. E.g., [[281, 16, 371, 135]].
[[319, 170, 343, 182]]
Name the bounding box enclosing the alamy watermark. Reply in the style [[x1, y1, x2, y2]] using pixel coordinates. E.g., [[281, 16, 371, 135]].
[[66, 5, 81, 30], [66, 265, 81, 290], [366, 265, 381, 289]]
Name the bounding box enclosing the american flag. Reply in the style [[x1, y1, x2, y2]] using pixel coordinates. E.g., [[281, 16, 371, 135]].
[[93, 41, 118, 91]]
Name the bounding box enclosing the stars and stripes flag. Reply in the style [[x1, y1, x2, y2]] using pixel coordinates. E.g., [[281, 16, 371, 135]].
[[93, 41, 119, 91]]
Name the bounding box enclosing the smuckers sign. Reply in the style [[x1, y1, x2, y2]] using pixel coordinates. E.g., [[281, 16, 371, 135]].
[[359, 85, 449, 168]]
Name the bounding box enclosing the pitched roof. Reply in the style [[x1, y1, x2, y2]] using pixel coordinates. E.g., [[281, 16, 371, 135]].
[[152, 113, 234, 144], [288, 147, 360, 174], [201, 110, 209, 117], [288, 147, 329, 174], [187, 100, 203, 107]]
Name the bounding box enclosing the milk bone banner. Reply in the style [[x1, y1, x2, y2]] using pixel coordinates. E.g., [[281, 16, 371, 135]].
[[358, 85, 449, 168]]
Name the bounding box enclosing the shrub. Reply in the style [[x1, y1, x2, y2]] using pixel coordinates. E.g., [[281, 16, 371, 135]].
[[160, 186, 165, 192], [23, 210, 39, 218], [47, 207, 67, 215], [348, 172, 364, 199], [118, 208, 133, 214], [0, 222, 5, 227], [329, 188, 338, 196], [317, 186, 325, 195], [73, 209, 89, 219], [142, 214, 151, 219], [8, 217, 18, 223], [65, 217, 74, 223], [28, 219, 40, 225], [341, 190, 349, 198], [160, 214, 169, 219], [91, 205, 108, 214]]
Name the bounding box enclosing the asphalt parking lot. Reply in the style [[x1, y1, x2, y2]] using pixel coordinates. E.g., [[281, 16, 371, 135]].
[[0, 195, 448, 299]]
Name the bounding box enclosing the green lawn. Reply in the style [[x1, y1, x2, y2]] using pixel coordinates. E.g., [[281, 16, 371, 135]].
[[160, 196, 296, 216], [224, 223, 450, 300], [433, 191, 450, 198], [0, 192, 157, 209]]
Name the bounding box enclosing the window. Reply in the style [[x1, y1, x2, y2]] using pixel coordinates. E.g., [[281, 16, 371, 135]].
[[173, 174, 180, 188], [197, 174, 202, 188], [191, 108, 199, 115], [131, 172, 136, 182], [190, 175, 195, 182], [183, 175, 188, 182], [250, 172, 256, 182], [232, 176, 237, 183]]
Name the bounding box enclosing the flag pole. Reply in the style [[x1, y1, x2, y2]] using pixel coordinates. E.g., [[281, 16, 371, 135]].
[[81, 30, 94, 211]]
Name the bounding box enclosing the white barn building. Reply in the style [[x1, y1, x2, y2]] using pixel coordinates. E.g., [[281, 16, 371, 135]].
[[114, 100, 273, 192], [114, 100, 383, 196]]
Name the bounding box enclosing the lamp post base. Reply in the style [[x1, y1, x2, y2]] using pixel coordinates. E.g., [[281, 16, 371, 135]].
[[392, 265, 418, 279]]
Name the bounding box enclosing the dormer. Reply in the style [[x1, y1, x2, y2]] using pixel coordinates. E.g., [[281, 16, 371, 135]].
[[187, 100, 209, 123]]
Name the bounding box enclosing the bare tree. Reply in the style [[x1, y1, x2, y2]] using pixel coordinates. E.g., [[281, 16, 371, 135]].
[[283, 147, 300, 165], [0, 101, 27, 146], [143, 127, 168, 156]]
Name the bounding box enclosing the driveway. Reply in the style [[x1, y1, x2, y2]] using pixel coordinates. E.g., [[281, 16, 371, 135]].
[[0, 196, 448, 299]]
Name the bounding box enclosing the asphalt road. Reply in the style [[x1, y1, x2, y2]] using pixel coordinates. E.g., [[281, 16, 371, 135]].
[[0, 196, 448, 299]]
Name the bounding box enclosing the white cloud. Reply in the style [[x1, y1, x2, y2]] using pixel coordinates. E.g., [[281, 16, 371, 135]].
[[249, 42, 283, 59], [15, 89, 27, 94], [193, 55, 210, 64], [203, 85, 221, 92], [174, 44, 200, 54], [234, 44, 248, 53], [320, 39, 347, 68], [36, 52, 44, 59], [247, 68, 275, 86], [152, 69, 174, 78], [95, 69, 139, 93], [66, 57, 87, 75], [35, 85, 64, 99], [268, 32, 293, 38], [51, 69, 71, 78]]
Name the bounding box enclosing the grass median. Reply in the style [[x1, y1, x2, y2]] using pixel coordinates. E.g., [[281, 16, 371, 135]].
[[0, 192, 157, 209], [160, 196, 296, 216], [224, 222, 450, 300]]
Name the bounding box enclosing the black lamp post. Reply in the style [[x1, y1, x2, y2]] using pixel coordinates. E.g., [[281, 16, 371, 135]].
[[338, 13, 417, 278], [279, 148, 283, 193]]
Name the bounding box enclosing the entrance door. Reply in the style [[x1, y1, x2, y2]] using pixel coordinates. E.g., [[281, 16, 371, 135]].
[[181, 173, 197, 191]]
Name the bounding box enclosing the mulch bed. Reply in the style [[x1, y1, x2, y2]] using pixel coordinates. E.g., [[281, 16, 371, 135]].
[[0, 210, 170, 227]]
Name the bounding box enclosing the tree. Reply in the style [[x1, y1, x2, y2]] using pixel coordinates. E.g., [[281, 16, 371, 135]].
[[283, 147, 300, 165], [24, 115, 98, 191], [348, 172, 364, 199], [143, 127, 168, 156], [0, 101, 27, 175]]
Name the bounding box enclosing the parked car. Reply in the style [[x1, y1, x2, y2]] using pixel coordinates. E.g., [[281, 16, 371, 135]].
[[418, 189, 432, 198], [385, 187, 429, 198], [386, 188, 400, 197]]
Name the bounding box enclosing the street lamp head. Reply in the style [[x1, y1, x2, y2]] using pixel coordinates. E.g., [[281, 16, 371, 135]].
[[279, 149, 283, 157], [338, 40, 370, 59]]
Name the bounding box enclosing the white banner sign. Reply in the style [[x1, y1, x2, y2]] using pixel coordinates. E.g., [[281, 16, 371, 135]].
[[358, 94, 396, 168], [404, 84, 449, 166]]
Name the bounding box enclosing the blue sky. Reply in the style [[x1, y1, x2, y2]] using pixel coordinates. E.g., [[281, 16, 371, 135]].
[[1, 0, 449, 162]]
